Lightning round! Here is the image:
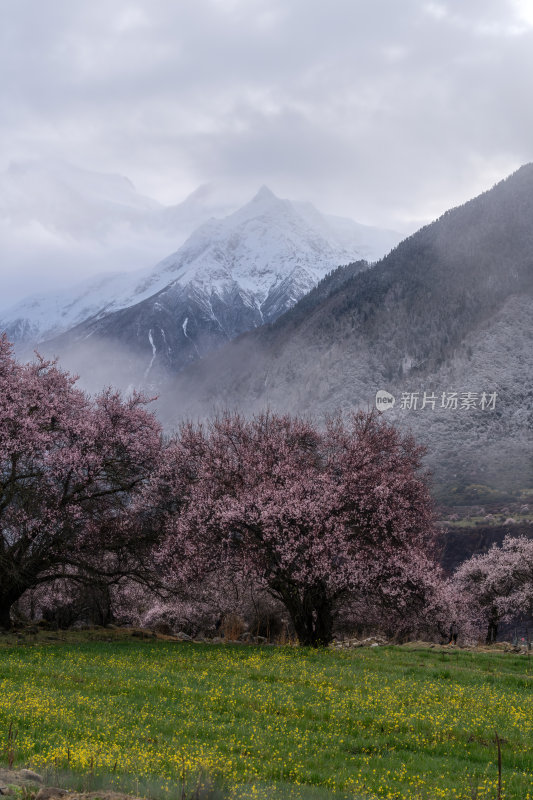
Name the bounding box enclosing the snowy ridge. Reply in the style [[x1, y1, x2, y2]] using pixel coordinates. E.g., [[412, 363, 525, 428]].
[[1, 184, 402, 366]]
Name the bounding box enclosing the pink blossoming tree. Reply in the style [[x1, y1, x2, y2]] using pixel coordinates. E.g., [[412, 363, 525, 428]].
[[159, 411, 441, 646], [453, 535, 533, 643], [0, 336, 162, 628]]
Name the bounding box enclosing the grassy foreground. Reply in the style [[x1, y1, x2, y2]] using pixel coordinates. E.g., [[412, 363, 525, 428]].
[[0, 637, 532, 800]]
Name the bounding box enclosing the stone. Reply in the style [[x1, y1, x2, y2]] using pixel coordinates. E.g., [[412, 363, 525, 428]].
[[35, 788, 68, 799], [19, 770, 43, 784]]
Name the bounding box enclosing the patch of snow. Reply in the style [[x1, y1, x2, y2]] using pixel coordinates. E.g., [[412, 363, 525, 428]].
[[144, 329, 157, 379]]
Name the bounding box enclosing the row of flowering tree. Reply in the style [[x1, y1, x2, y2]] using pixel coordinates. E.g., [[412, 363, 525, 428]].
[[1, 335, 448, 642], [3, 335, 529, 645]]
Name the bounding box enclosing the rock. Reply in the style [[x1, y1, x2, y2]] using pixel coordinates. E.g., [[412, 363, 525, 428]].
[[19, 770, 43, 784], [35, 788, 68, 799], [176, 631, 191, 640]]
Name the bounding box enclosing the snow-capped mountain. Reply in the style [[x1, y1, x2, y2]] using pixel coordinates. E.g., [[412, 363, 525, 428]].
[[1, 170, 400, 352], [119, 184, 396, 320], [14, 185, 400, 382]]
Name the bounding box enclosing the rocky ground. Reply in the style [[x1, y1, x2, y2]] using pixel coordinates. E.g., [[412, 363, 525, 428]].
[[0, 769, 143, 800], [2, 623, 532, 657]]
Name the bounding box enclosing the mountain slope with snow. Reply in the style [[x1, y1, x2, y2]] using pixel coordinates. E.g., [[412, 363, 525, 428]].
[[1, 178, 400, 352], [45, 185, 396, 379], [3, 185, 401, 380]]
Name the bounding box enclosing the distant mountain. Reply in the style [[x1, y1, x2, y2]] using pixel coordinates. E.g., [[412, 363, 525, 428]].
[[0, 159, 236, 242], [0, 158, 161, 238], [6, 186, 400, 380], [0, 159, 239, 313], [161, 165, 533, 492]]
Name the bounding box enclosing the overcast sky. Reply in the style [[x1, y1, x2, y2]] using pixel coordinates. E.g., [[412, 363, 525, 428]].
[[2, 0, 533, 305]]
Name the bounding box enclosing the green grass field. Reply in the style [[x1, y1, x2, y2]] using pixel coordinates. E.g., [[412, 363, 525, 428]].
[[0, 636, 532, 800]]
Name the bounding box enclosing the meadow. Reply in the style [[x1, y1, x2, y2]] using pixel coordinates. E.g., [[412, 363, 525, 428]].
[[0, 635, 532, 800]]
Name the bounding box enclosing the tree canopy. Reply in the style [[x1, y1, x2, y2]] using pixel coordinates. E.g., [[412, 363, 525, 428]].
[[159, 411, 442, 646], [0, 335, 162, 628]]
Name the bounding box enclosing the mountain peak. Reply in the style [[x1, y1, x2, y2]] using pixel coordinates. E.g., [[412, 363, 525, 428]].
[[251, 185, 278, 203]]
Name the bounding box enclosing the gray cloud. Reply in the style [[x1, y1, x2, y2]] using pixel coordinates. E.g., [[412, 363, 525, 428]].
[[1, 0, 533, 301]]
